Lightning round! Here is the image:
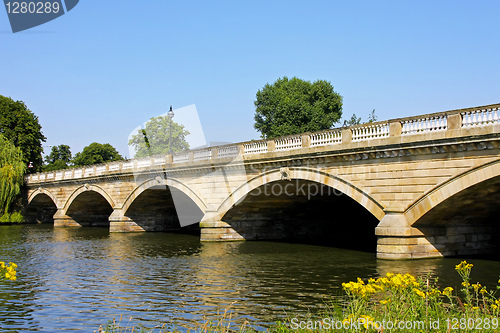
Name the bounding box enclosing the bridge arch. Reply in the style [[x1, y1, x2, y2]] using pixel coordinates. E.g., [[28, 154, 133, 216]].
[[26, 188, 59, 224], [406, 158, 500, 225], [121, 177, 207, 215], [63, 184, 115, 214], [28, 188, 59, 208], [217, 167, 385, 220]]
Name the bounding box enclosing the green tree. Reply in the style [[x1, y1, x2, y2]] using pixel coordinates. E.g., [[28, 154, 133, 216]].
[[72, 143, 123, 167], [128, 115, 190, 158], [254, 77, 343, 138], [44, 145, 72, 171], [345, 114, 362, 126], [0, 95, 46, 173], [367, 109, 377, 123], [344, 109, 377, 126], [0, 134, 26, 221]]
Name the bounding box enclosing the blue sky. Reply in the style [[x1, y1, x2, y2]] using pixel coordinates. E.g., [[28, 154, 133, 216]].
[[1, 1, 499, 158]]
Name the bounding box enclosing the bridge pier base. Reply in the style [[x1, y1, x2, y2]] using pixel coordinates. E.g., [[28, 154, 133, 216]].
[[200, 211, 244, 241], [53, 209, 80, 227], [375, 212, 441, 260], [200, 221, 245, 241], [109, 209, 145, 232]]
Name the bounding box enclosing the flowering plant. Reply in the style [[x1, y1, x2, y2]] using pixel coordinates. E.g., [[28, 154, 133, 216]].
[[0, 261, 17, 281]]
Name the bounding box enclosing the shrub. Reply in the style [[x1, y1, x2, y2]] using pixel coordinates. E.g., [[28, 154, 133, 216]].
[[0, 212, 24, 224]]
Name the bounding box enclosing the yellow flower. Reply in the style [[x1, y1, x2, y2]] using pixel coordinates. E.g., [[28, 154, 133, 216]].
[[491, 304, 498, 310], [443, 287, 454, 296], [455, 261, 473, 271], [359, 315, 377, 329], [428, 288, 441, 296], [342, 314, 355, 325], [380, 299, 391, 305], [413, 288, 426, 298]]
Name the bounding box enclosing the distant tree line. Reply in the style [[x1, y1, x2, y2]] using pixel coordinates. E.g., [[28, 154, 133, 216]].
[[0, 94, 126, 222], [43, 142, 124, 171]]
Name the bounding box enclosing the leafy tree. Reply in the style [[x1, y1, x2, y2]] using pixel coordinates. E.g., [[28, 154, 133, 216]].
[[367, 109, 377, 123], [345, 114, 362, 126], [0, 134, 26, 221], [44, 145, 72, 171], [343, 109, 377, 126], [0, 95, 46, 172], [128, 115, 190, 158], [72, 143, 123, 167], [254, 77, 343, 138]]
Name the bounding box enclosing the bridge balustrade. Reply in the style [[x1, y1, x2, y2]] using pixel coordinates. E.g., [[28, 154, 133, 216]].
[[402, 115, 447, 135], [217, 145, 239, 158], [243, 141, 267, 155], [193, 148, 212, 161], [310, 129, 342, 147], [352, 123, 389, 142], [274, 135, 302, 151], [173, 151, 189, 163], [462, 106, 500, 127]]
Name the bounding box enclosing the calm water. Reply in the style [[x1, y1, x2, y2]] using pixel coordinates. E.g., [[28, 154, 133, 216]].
[[0, 224, 500, 332]]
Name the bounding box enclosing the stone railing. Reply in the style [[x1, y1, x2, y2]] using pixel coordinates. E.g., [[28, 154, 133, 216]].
[[243, 141, 267, 155], [401, 115, 447, 135], [461, 106, 500, 127], [352, 122, 389, 142], [26, 103, 500, 183], [310, 129, 342, 147], [274, 135, 302, 151]]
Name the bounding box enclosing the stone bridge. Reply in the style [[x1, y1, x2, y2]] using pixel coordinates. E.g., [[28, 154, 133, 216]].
[[25, 103, 500, 259]]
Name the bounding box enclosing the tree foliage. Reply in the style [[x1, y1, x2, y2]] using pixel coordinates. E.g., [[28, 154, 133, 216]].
[[254, 77, 343, 138], [345, 114, 362, 126], [367, 109, 377, 123], [344, 109, 377, 126], [128, 115, 190, 158], [44, 144, 72, 171], [0, 95, 46, 172], [0, 134, 26, 219], [72, 142, 123, 166]]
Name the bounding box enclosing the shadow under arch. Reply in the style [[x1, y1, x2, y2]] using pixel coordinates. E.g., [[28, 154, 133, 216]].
[[121, 177, 207, 215], [63, 184, 115, 227], [216, 167, 385, 221], [406, 159, 500, 258], [216, 167, 383, 252], [121, 177, 206, 231], [28, 188, 59, 208], [406, 158, 500, 226], [63, 184, 115, 214], [26, 189, 58, 224]]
